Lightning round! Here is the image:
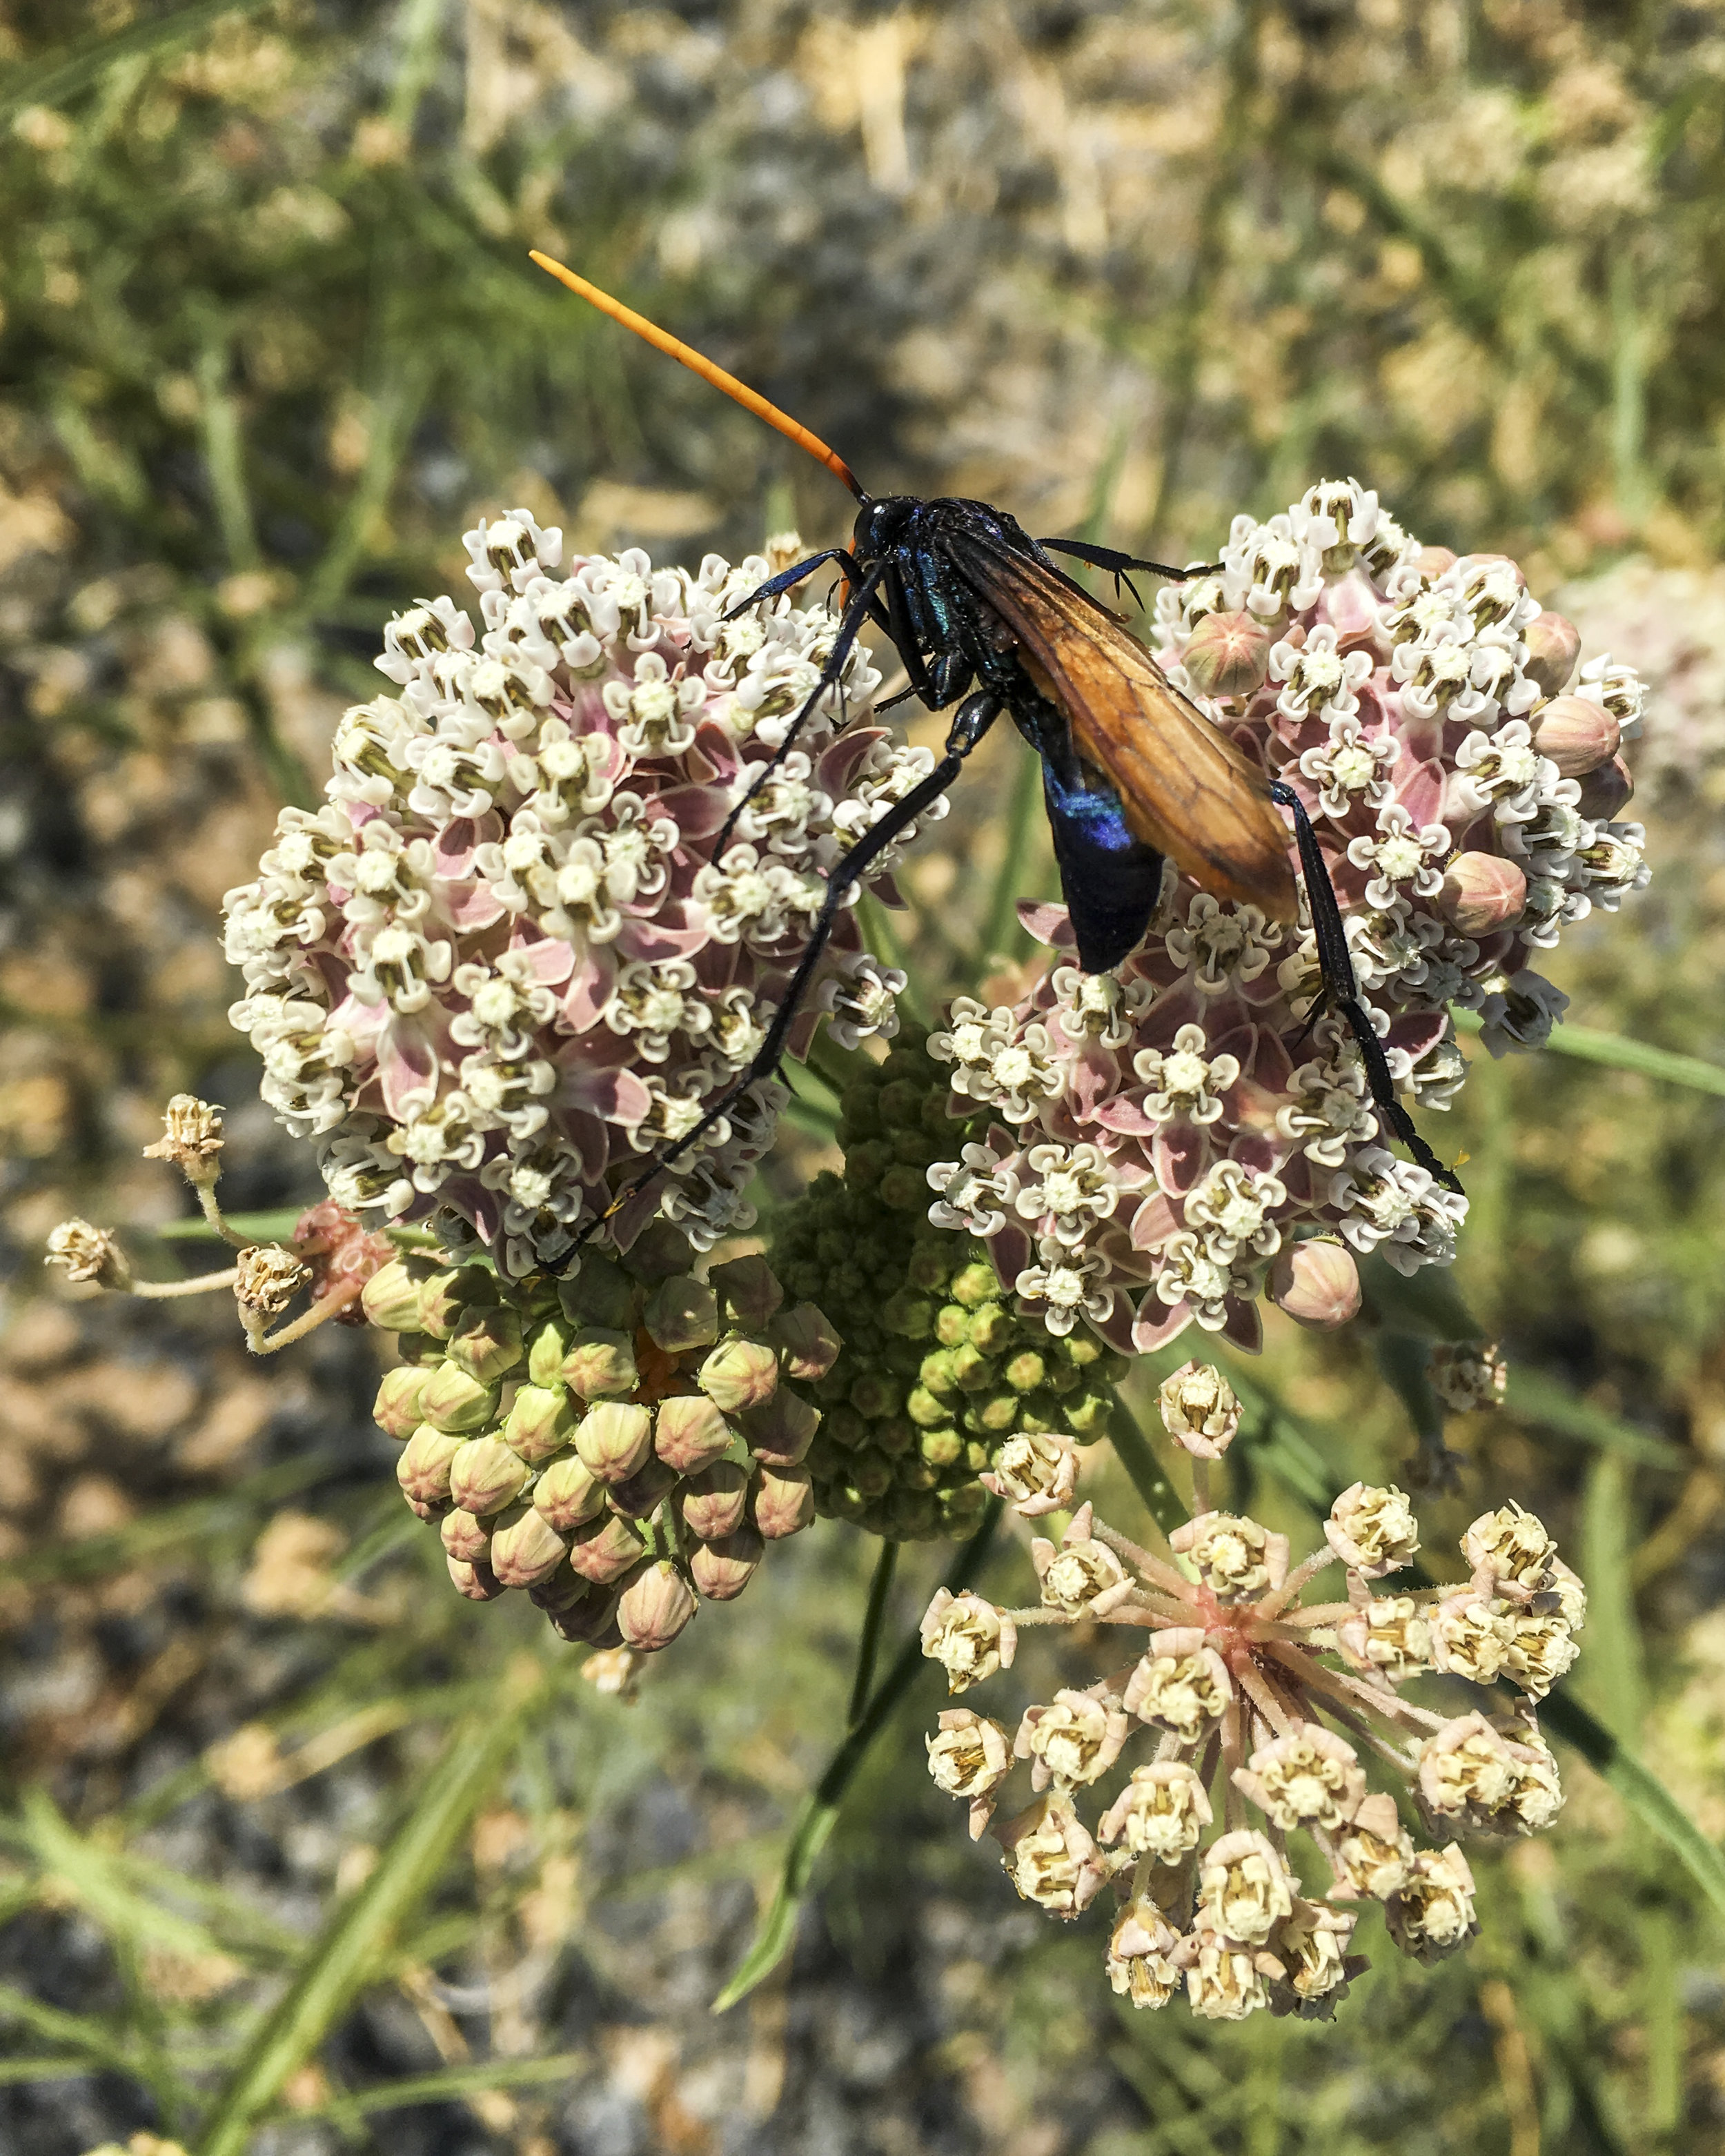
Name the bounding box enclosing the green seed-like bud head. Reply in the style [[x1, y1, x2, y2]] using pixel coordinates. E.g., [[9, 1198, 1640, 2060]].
[[709, 1254, 785, 1331], [489, 1504, 569, 1588], [845, 1137, 893, 1189], [974, 1392, 1019, 1434], [417, 1264, 497, 1340], [533, 1453, 606, 1532], [838, 1080, 882, 1132], [681, 1461, 749, 1542], [698, 1336, 780, 1414], [647, 1394, 728, 1476], [741, 1389, 820, 1466], [964, 1438, 991, 1473], [825, 1404, 868, 1451], [689, 1528, 762, 1603], [526, 1314, 574, 1387], [1063, 1386, 1115, 1439], [362, 1256, 433, 1334], [900, 1456, 938, 1492], [1005, 1349, 1047, 1394], [941, 1482, 989, 1532], [951, 1260, 999, 1309], [769, 1303, 842, 1381], [916, 1349, 959, 1398], [448, 1435, 533, 1516], [1042, 1356, 1082, 1397], [397, 1424, 464, 1505], [419, 1360, 502, 1434], [440, 1507, 491, 1563], [1018, 1394, 1058, 1435], [967, 1302, 1017, 1354], [373, 1363, 433, 1441], [919, 1427, 964, 1469], [503, 1382, 575, 1464], [1058, 1330, 1105, 1369], [567, 1509, 648, 1585], [934, 1304, 970, 1348], [445, 1301, 524, 1385], [848, 1369, 900, 1420], [887, 1487, 938, 1539], [907, 1384, 952, 1429], [560, 1328, 640, 1401], [573, 1401, 653, 1483], [617, 1559, 698, 1651], [558, 1254, 635, 1332], [907, 1243, 952, 1292], [878, 1077, 925, 1127], [607, 1457, 680, 1519], [878, 1165, 927, 1210], [950, 1343, 994, 1393], [880, 1289, 934, 1339], [627, 1220, 698, 1283], [852, 1451, 894, 1499], [642, 1274, 719, 1354], [752, 1463, 814, 1540]]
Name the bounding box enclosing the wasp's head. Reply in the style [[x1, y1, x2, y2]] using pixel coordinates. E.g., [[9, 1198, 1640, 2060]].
[[852, 495, 918, 563]]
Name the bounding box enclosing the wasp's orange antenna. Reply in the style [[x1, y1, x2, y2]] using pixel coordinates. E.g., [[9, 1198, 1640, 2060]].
[[530, 251, 866, 502]]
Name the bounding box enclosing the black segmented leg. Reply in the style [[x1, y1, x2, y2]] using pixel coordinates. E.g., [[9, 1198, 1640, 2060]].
[[1036, 539, 1225, 613], [577, 691, 1005, 1247], [711, 557, 893, 860], [720, 548, 859, 619], [1270, 778, 1463, 1195]]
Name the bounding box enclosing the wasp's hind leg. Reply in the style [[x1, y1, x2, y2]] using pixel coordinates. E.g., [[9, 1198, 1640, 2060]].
[[1270, 778, 1463, 1196], [577, 691, 1005, 1249], [1036, 537, 1224, 612]]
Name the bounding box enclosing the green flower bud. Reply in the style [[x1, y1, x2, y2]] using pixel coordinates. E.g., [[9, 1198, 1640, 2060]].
[[709, 1254, 785, 1330], [1058, 1331, 1106, 1369], [1063, 1386, 1115, 1440], [362, 1256, 433, 1333], [967, 1303, 1016, 1354], [878, 1165, 927, 1209], [417, 1264, 497, 1340], [880, 1289, 934, 1338], [567, 1509, 648, 1585], [489, 1503, 571, 1588], [824, 1404, 868, 1451], [626, 1220, 697, 1283], [849, 1370, 900, 1420], [617, 1559, 698, 1651], [940, 1483, 989, 1531], [853, 1452, 894, 1499], [608, 1457, 680, 1519], [751, 1463, 814, 1540], [907, 1385, 952, 1429], [934, 1304, 971, 1348], [642, 1274, 719, 1354], [917, 1349, 959, 1396], [574, 1401, 653, 1483], [698, 1336, 780, 1414], [526, 1314, 573, 1387], [899, 1456, 938, 1492], [846, 1137, 893, 1187], [950, 1260, 999, 1309], [503, 1382, 576, 1464], [741, 1389, 820, 1466], [965, 1438, 990, 1473], [373, 1363, 433, 1441], [557, 1254, 635, 1330], [533, 1453, 606, 1532], [560, 1327, 639, 1401], [682, 1461, 751, 1541], [397, 1424, 464, 1507], [886, 1487, 938, 1539], [769, 1303, 842, 1381], [440, 1508, 492, 1564], [653, 1392, 735, 1474], [689, 1528, 762, 1603], [919, 1427, 964, 1469], [1005, 1348, 1048, 1394], [874, 1416, 916, 1458], [448, 1435, 532, 1516], [838, 1079, 882, 1132], [419, 1359, 501, 1434], [444, 1301, 524, 1384], [447, 1554, 504, 1601], [972, 1392, 1019, 1434], [907, 1243, 952, 1292], [950, 1343, 994, 1392]]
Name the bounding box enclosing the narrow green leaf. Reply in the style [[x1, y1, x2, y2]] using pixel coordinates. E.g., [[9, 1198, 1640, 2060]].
[[712, 1505, 1000, 2011], [1453, 1008, 1725, 1097], [0, 1981, 171, 2097], [0, 0, 270, 121], [152, 1207, 308, 1243], [1506, 1368, 1687, 1470], [20, 1790, 228, 1965], [1580, 1454, 1645, 1743], [280, 2049, 593, 2124], [979, 749, 1044, 965], [1108, 1409, 1187, 1539], [193, 1668, 550, 2156]]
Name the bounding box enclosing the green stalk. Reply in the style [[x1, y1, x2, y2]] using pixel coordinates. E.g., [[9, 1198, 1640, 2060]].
[[712, 1503, 1001, 2011], [1452, 1008, 1725, 1098], [1107, 1407, 1187, 1539], [848, 1539, 899, 1726]]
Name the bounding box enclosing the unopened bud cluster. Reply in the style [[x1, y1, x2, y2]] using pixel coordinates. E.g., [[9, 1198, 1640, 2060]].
[[365, 1220, 838, 1652], [769, 1029, 1128, 1539], [923, 1407, 1583, 2022]]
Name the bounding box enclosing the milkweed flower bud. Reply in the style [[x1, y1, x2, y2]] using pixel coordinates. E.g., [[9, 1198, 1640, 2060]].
[[680, 1462, 749, 1541], [573, 1401, 653, 1483], [740, 1388, 819, 1465], [642, 1275, 718, 1354], [397, 1424, 464, 1510], [1521, 611, 1580, 697], [503, 1383, 576, 1463], [927, 1479, 1577, 2019], [616, 1559, 697, 1652], [1269, 1236, 1361, 1329], [448, 1436, 532, 1516], [224, 522, 938, 1269], [698, 1337, 779, 1414], [709, 1254, 784, 1330], [444, 1300, 524, 1384], [929, 484, 1652, 1352], [688, 1527, 762, 1601], [568, 1510, 648, 1585], [652, 1392, 734, 1474], [362, 1256, 433, 1332], [532, 1453, 606, 1532], [751, 1463, 815, 1539], [373, 1363, 433, 1440], [418, 1360, 500, 1434], [560, 1329, 639, 1401], [487, 1504, 569, 1588], [1157, 1361, 1241, 1456], [440, 1507, 491, 1563], [1181, 609, 1273, 699]]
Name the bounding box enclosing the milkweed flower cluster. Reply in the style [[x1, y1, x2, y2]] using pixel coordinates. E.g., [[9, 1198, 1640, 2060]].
[[922, 1369, 1584, 2022], [927, 479, 1650, 1352], [223, 513, 943, 1272], [363, 1223, 838, 1651]]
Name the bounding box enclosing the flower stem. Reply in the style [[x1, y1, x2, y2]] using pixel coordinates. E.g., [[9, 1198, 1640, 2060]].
[[132, 1267, 239, 1300], [849, 1538, 899, 1728], [1107, 1407, 1188, 1541]]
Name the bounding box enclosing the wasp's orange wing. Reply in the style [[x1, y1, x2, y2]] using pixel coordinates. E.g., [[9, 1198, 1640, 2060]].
[[949, 536, 1298, 922]]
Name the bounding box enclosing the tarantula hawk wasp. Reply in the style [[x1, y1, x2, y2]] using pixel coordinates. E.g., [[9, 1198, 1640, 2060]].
[[529, 253, 1461, 1239]]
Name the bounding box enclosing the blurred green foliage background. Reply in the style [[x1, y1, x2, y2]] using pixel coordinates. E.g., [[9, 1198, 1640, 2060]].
[[3, 1, 1725, 2151]]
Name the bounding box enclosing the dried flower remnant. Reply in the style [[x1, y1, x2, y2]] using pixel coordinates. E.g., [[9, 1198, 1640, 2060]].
[[366, 1220, 835, 1653], [922, 1375, 1581, 2021], [927, 482, 1651, 1353], [1428, 1339, 1509, 1412], [224, 514, 943, 1271], [769, 1027, 1128, 1537]]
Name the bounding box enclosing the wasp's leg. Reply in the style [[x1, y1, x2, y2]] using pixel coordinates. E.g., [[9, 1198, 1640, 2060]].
[[1036, 537, 1224, 611], [1271, 778, 1463, 1196], [580, 692, 1004, 1246], [711, 556, 893, 859], [722, 548, 861, 620]]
